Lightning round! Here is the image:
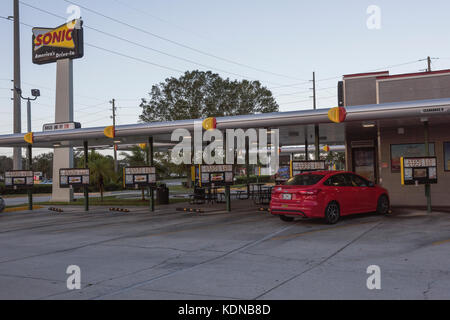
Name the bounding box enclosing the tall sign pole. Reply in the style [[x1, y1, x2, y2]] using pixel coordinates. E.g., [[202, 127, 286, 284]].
[[52, 58, 74, 202], [31, 19, 84, 202], [312, 71, 320, 160], [111, 99, 118, 173], [13, 0, 22, 170]]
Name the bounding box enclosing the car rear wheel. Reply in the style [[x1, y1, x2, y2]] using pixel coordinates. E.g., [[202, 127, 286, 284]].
[[376, 195, 390, 215], [325, 202, 340, 224], [279, 215, 294, 222]]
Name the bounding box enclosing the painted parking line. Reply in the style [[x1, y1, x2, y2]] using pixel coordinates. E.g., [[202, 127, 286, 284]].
[[431, 239, 450, 246], [2, 205, 44, 213], [270, 220, 378, 241]]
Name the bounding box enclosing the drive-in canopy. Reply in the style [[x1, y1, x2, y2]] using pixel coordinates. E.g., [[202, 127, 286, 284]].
[[0, 98, 449, 149]]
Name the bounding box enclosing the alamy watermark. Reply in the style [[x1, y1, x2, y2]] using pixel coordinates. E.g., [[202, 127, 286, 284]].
[[170, 121, 280, 174], [66, 265, 81, 290], [367, 5, 381, 30], [366, 265, 381, 290]]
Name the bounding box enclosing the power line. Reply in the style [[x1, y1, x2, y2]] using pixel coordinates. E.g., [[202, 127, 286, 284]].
[[274, 86, 336, 98], [85, 43, 184, 74], [20, 2, 288, 84], [111, 0, 213, 42], [61, 0, 306, 81]]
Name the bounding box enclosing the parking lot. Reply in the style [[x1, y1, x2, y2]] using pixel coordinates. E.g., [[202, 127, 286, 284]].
[[0, 201, 449, 300]]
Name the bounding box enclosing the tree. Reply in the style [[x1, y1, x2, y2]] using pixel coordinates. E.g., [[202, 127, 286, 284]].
[[78, 151, 115, 202], [119, 146, 147, 167], [139, 70, 278, 122], [139, 71, 279, 187], [0, 156, 13, 176], [33, 153, 53, 179]]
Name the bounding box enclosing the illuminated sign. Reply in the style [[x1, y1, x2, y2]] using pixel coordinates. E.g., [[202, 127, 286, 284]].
[[43, 122, 81, 132], [104, 126, 115, 139], [401, 156, 437, 185], [291, 161, 326, 176], [202, 117, 217, 131], [60, 168, 90, 188], [24, 132, 34, 144], [4, 171, 34, 188], [32, 20, 84, 65], [200, 165, 233, 186], [124, 167, 156, 188], [328, 107, 347, 123]]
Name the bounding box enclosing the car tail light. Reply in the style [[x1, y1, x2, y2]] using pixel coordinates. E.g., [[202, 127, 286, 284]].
[[297, 189, 321, 196]]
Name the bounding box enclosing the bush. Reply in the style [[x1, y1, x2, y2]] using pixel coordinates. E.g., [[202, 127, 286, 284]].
[[234, 175, 273, 185], [0, 183, 53, 195]]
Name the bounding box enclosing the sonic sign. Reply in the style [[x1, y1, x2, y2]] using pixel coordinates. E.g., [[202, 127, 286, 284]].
[[32, 19, 84, 65]]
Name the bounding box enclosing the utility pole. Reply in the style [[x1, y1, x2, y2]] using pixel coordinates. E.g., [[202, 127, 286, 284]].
[[427, 56, 432, 72], [13, 0, 22, 170], [312, 71, 320, 160], [110, 99, 118, 173]]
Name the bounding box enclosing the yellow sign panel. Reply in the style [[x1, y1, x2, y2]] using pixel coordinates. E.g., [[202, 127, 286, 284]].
[[202, 117, 217, 131], [328, 107, 347, 123], [33, 22, 76, 50], [104, 126, 115, 138], [400, 157, 405, 185], [24, 132, 34, 144]]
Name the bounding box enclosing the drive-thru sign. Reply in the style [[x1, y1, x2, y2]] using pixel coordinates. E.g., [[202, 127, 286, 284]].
[[290, 160, 326, 177], [200, 165, 234, 187], [4, 171, 34, 188], [401, 156, 438, 185], [59, 169, 90, 188], [124, 167, 157, 188]]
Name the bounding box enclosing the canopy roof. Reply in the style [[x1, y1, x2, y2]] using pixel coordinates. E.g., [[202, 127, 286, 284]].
[[0, 98, 449, 150]]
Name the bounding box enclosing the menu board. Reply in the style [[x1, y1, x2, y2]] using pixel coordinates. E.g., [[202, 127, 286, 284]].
[[291, 161, 326, 176], [200, 165, 233, 186], [401, 157, 437, 185], [4, 171, 34, 188], [124, 167, 156, 188], [60, 169, 90, 188]]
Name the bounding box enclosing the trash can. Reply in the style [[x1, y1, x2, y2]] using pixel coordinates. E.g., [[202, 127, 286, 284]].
[[156, 184, 169, 205], [0, 197, 5, 213]]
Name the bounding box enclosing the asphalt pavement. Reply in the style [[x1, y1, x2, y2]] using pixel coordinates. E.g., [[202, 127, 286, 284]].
[[0, 201, 449, 300]]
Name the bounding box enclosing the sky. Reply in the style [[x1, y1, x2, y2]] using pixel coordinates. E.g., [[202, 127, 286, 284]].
[[1, 0, 450, 157]]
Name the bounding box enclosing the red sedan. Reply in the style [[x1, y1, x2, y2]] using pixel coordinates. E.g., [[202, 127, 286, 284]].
[[270, 171, 390, 224]]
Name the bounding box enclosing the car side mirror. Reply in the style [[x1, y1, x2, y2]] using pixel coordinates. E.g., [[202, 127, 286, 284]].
[[368, 181, 375, 187]]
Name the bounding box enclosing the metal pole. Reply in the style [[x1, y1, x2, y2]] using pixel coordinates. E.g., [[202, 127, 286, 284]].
[[246, 137, 250, 199], [313, 72, 320, 160], [111, 99, 118, 174], [304, 126, 308, 160], [27, 144, 32, 210], [27, 99, 31, 133], [424, 121, 432, 213], [84, 141, 89, 212], [148, 136, 154, 212], [13, 0, 22, 170], [225, 185, 231, 212]]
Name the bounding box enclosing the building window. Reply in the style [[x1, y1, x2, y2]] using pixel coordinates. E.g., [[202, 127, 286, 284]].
[[444, 142, 450, 172], [390, 143, 435, 172]]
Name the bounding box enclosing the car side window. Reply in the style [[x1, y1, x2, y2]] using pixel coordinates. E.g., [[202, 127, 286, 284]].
[[324, 174, 349, 187], [349, 174, 368, 187]]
